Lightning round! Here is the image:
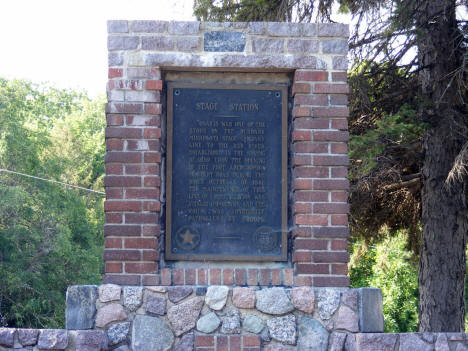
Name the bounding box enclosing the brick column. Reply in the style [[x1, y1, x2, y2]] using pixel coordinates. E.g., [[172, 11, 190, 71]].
[[292, 69, 350, 287], [104, 65, 163, 286]]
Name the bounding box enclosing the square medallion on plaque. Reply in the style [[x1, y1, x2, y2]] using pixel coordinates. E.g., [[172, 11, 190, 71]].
[[166, 83, 288, 261]]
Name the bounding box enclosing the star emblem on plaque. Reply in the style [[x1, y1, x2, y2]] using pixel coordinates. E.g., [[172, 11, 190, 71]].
[[175, 226, 200, 251], [254, 227, 277, 252]]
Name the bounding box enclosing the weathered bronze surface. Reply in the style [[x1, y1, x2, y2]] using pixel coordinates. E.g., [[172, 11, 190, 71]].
[[166, 83, 287, 261]]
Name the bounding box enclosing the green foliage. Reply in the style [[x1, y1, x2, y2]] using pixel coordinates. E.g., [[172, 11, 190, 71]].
[[350, 231, 419, 332], [0, 78, 105, 328]]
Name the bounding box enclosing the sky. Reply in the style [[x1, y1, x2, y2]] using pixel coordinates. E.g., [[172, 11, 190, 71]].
[[0, 0, 195, 97]]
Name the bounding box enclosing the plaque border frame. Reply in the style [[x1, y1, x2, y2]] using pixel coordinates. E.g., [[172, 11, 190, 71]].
[[165, 82, 288, 262]]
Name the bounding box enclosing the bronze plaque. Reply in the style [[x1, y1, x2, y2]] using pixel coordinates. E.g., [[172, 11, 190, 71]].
[[166, 83, 287, 261]]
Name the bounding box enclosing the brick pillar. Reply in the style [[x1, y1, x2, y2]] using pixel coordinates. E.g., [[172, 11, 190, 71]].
[[104, 67, 163, 286], [292, 69, 350, 287]]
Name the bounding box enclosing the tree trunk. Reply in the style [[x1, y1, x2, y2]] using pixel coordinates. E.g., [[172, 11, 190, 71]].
[[417, 0, 468, 332]]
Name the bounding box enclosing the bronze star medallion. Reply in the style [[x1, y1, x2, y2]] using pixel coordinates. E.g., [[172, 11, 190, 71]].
[[175, 226, 200, 251]]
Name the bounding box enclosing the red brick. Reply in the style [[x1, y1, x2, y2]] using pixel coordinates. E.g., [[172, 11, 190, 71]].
[[110, 79, 144, 91], [144, 152, 162, 163], [126, 189, 159, 199], [293, 130, 312, 141], [331, 167, 348, 178], [283, 268, 293, 286], [331, 215, 348, 226], [145, 103, 162, 115], [125, 164, 159, 175], [142, 275, 160, 285], [295, 70, 328, 81], [106, 139, 124, 151], [106, 213, 123, 223], [144, 176, 161, 187], [331, 143, 348, 154], [313, 107, 350, 118], [313, 83, 349, 94], [106, 165, 124, 176], [103, 274, 140, 285], [125, 238, 157, 249], [294, 179, 312, 190], [295, 239, 328, 250], [332, 264, 348, 275], [272, 269, 281, 286], [314, 226, 349, 238], [331, 191, 348, 202], [196, 336, 214, 347], [161, 268, 171, 285], [314, 179, 349, 190], [332, 119, 348, 130], [235, 269, 246, 285], [296, 263, 329, 274], [126, 140, 160, 151], [294, 142, 328, 154], [293, 251, 312, 262], [143, 201, 161, 212], [260, 269, 271, 286], [292, 107, 311, 118], [107, 114, 124, 126], [125, 262, 158, 274], [313, 251, 350, 263], [332, 72, 347, 82], [185, 268, 196, 285], [106, 102, 144, 114], [108, 68, 123, 78], [144, 128, 162, 139], [209, 268, 221, 285], [230, 336, 241, 350], [223, 269, 234, 285], [313, 131, 349, 142], [294, 118, 329, 129], [125, 213, 159, 224], [314, 203, 350, 214], [104, 225, 141, 236], [293, 155, 312, 166], [127, 115, 160, 126], [295, 214, 328, 226], [313, 276, 350, 287], [292, 83, 310, 95], [294, 167, 329, 178], [105, 152, 142, 164], [105, 176, 142, 187], [330, 94, 348, 105], [331, 240, 347, 251], [294, 94, 328, 106], [142, 225, 160, 236], [103, 249, 140, 261], [293, 202, 312, 214], [198, 268, 208, 285], [106, 262, 122, 273], [294, 275, 313, 286], [292, 227, 312, 238], [314, 155, 349, 166], [105, 238, 122, 248], [142, 250, 159, 261], [217, 335, 228, 351], [146, 80, 163, 90], [294, 191, 329, 202], [243, 336, 260, 347], [247, 269, 258, 286], [106, 127, 143, 139], [173, 268, 184, 285], [105, 200, 141, 212]]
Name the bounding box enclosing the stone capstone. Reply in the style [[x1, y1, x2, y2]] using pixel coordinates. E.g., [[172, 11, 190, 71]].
[[232, 287, 255, 309], [75, 330, 108, 351], [266, 315, 297, 345], [37, 329, 69, 350], [335, 305, 359, 332], [297, 316, 329, 351], [18, 328, 39, 346], [399, 334, 434, 351], [107, 322, 130, 345], [66, 285, 98, 329], [174, 332, 194, 351], [317, 288, 341, 320], [329, 332, 347, 351], [291, 287, 315, 314], [99, 284, 121, 303], [204, 31, 246, 52], [220, 309, 241, 334], [145, 293, 166, 315], [359, 288, 384, 332], [205, 286, 229, 310], [435, 334, 450, 351], [168, 297, 204, 336], [95, 303, 127, 328], [355, 333, 398, 351], [123, 286, 143, 311], [0, 328, 15, 347], [256, 288, 294, 315], [132, 315, 174, 351], [167, 286, 193, 304], [242, 314, 265, 334], [196, 312, 221, 333]]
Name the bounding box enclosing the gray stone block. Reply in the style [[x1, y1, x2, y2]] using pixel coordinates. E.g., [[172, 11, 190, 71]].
[[107, 20, 128, 34], [66, 285, 98, 330], [204, 32, 246, 52], [358, 288, 384, 332], [132, 315, 174, 351]]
